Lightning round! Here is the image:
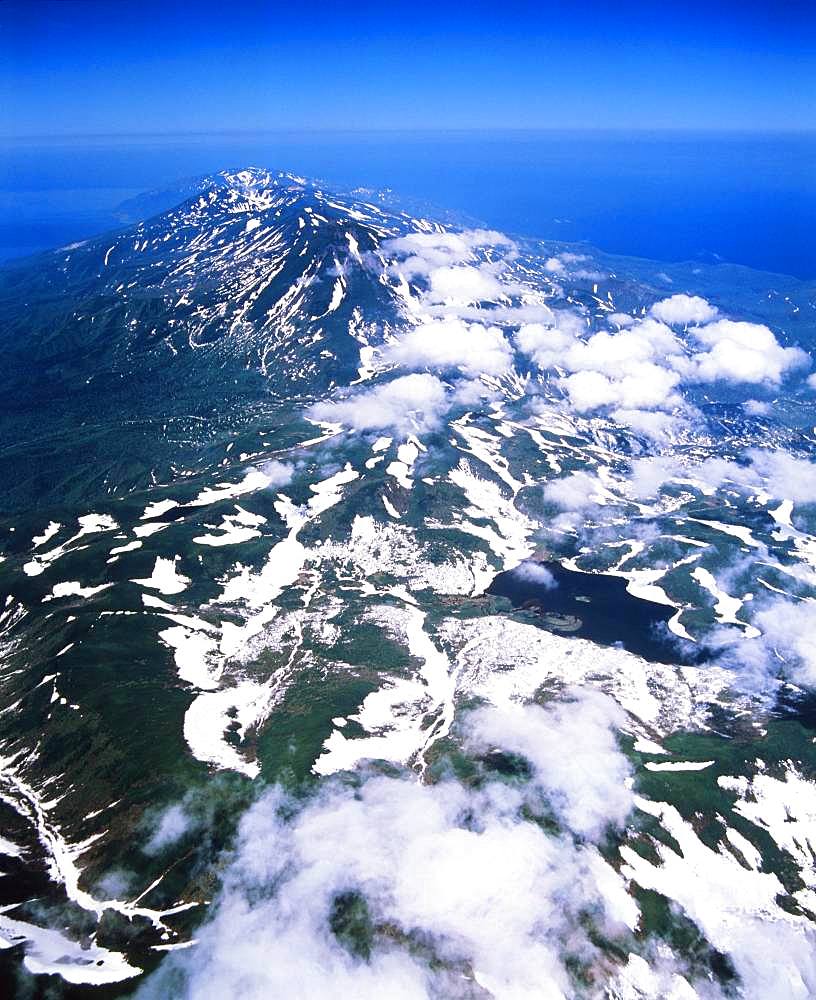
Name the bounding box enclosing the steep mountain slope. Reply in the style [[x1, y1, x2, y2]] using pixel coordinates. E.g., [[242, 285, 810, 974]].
[[0, 169, 408, 510]]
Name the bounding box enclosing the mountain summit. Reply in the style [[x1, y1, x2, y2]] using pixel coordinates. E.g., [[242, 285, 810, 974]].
[[0, 167, 407, 390], [0, 169, 419, 507]]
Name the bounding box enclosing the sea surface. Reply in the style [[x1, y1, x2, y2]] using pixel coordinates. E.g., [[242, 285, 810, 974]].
[[2, 129, 814, 277]]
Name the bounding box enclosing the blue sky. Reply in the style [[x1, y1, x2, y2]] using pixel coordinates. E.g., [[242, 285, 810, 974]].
[[1, 0, 814, 135]]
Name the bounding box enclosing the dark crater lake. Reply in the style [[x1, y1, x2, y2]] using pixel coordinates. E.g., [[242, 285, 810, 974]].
[[488, 561, 691, 665]]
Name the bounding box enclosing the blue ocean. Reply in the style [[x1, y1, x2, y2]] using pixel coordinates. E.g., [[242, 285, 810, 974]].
[[2, 129, 814, 278]]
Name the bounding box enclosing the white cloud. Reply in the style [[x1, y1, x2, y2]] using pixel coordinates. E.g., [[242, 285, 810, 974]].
[[626, 456, 688, 499], [561, 364, 682, 413], [143, 804, 191, 855], [542, 253, 598, 279], [608, 312, 636, 328], [381, 319, 513, 377], [382, 229, 515, 276], [433, 302, 557, 326], [514, 312, 586, 369], [543, 469, 607, 511], [382, 228, 521, 314], [259, 459, 294, 487], [139, 695, 641, 1000], [649, 294, 718, 326], [746, 450, 816, 504], [450, 378, 500, 406], [510, 561, 558, 588], [754, 600, 816, 687], [625, 449, 816, 506], [426, 264, 505, 304], [307, 374, 449, 435], [742, 399, 772, 416], [808, 373, 816, 390], [382, 228, 803, 425], [688, 320, 808, 385], [563, 321, 682, 377], [610, 408, 678, 441], [515, 322, 572, 368], [559, 370, 620, 410], [377, 225, 810, 435], [515, 298, 810, 418], [707, 598, 816, 692], [465, 691, 633, 841], [517, 315, 685, 413]]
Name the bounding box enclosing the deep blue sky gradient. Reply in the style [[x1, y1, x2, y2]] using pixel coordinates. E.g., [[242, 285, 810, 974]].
[[2, 0, 814, 135]]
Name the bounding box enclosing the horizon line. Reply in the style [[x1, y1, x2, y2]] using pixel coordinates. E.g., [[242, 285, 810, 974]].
[[3, 125, 816, 142]]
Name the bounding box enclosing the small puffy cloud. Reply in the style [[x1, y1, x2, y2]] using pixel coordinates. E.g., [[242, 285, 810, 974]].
[[380, 228, 811, 444], [382, 319, 513, 377], [514, 312, 586, 369], [515, 322, 570, 368], [543, 470, 607, 511], [383, 228, 519, 311], [561, 364, 681, 413], [259, 459, 294, 487], [518, 315, 686, 414], [511, 561, 558, 588], [607, 312, 636, 328], [426, 264, 504, 304], [421, 302, 558, 327], [382, 229, 515, 266], [144, 803, 191, 855], [689, 320, 808, 385], [560, 371, 620, 411], [746, 449, 816, 504], [465, 691, 632, 840], [808, 373, 816, 390], [450, 378, 500, 406], [649, 293, 718, 326], [742, 399, 771, 416], [383, 229, 515, 276], [517, 300, 809, 417], [710, 598, 816, 692], [95, 869, 134, 897], [626, 456, 686, 499], [543, 253, 597, 279], [308, 374, 449, 434], [564, 322, 681, 377], [610, 408, 677, 441], [754, 600, 816, 686]]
